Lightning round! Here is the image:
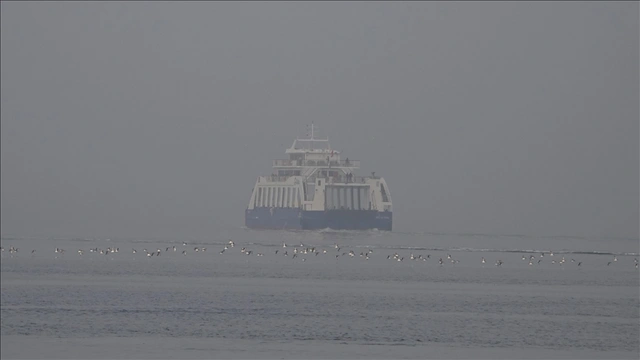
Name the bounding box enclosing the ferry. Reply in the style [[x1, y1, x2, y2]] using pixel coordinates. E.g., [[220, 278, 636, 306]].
[[245, 124, 392, 231]]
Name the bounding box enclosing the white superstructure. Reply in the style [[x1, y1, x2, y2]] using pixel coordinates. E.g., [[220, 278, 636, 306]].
[[246, 124, 392, 213]]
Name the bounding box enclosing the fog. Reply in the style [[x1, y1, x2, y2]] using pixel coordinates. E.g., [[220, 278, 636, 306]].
[[1, 2, 638, 240]]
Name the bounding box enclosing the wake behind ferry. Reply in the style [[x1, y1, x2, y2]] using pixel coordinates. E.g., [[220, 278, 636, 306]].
[[245, 124, 392, 231]]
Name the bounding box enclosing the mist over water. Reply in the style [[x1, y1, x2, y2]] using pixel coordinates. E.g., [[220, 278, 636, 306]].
[[1, 2, 638, 240], [2, 2, 638, 359]]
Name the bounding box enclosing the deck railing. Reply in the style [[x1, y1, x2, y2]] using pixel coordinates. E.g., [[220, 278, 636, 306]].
[[326, 176, 369, 184], [273, 159, 360, 168], [259, 176, 293, 183], [259, 175, 371, 184]]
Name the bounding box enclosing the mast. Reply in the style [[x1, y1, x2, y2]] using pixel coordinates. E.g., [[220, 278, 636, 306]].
[[297, 122, 329, 151]]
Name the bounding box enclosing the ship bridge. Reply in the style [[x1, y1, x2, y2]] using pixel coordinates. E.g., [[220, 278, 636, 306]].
[[272, 124, 360, 182]]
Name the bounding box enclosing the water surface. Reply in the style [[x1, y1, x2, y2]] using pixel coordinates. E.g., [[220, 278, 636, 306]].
[[1, 228, 638, 359]]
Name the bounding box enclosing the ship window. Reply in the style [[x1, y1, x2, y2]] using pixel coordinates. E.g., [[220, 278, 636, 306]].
[[380, 184, 389, 203], [260, 188, 264, 207], [270, 187, 275, 207], [277, 187, 281, 207], [286, 188, 290, 207], [257, 188, 262, 207], [266, 188, 270, 207], [263, 187, 267, 207], [280, 187, 285, 207], [290, 188, 293, 207], [292, 188, 296, 207]]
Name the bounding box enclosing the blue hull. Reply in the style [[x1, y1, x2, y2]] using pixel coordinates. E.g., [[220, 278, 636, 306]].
[[245, 208, 392, 231]]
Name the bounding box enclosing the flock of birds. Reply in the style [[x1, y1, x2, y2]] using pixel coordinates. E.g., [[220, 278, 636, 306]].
[[1, 240, 638, 270]]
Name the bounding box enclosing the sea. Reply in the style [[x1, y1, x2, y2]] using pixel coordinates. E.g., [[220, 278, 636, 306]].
[[1, 227, 639, 359]]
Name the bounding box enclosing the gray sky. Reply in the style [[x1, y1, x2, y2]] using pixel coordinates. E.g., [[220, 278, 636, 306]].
[[2, 2, 638, 240]]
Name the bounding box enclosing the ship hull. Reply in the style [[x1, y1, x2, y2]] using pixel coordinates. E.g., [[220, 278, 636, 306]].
[[245, 208, 392, 231]]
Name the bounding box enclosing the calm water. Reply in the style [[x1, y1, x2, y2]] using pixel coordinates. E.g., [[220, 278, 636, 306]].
[[1, 228, 638, 359]]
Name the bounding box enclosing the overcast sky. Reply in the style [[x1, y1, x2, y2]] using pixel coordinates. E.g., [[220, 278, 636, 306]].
[[1, 2, 638, 240]]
